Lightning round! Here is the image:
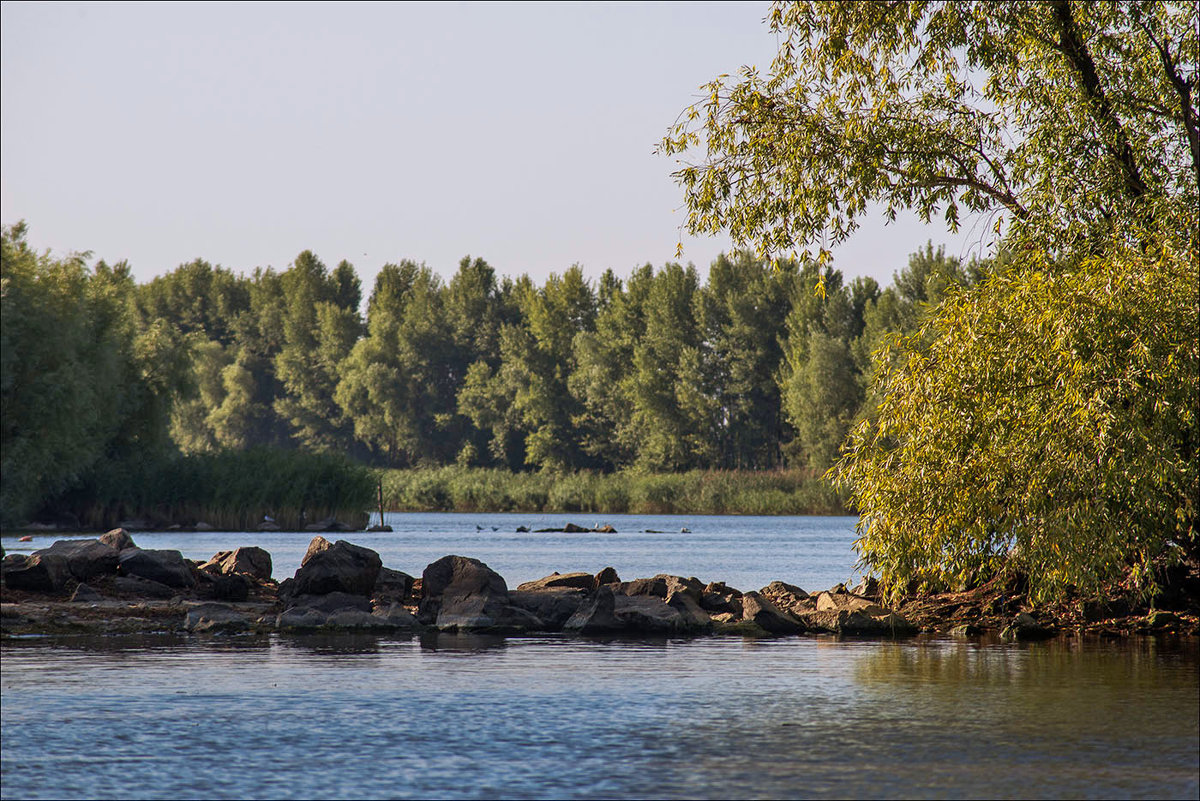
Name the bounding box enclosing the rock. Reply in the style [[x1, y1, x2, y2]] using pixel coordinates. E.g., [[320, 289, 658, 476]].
[[613, 594, 689, 633], [417, 555, 539, 632], [593, 525, 617, 533], [200, 547, 272, 581], [948, 623, 984, 637], [193, 522, 214, 532], [276, 607, 328, 630], [367, 525, 393, 532], [851, 577, 881, 598], [509, 587, 589, 630], [835, 609, 917, 636], [70, 583, 103, 602], [116, 519, 152, 531], [515, 526, 530, 533], [99, 528, 137, 551], [700, 582, 744, 615], [815, 590, 883, 615], [594, 567, 621, 587], [563, 585, 623, 634], [289, 591, 373, 614], [186, 603, 250, 633], [209, 573, 251, 602], [658, 574, 705, 603], [741, 591, 806, 635], [301, 536, 332, 565], [258, 521, 281, 532], [516, 572, 595, 591], [1001, 611, 1055, 641], [1144, 610, 1182, 629], [114, 575, 177, 599], [325, 609, 391, 629], [372, 567, 415, 602], [1, 552, 72, 593], [614, 577, 669, 598], [291, 539, 382, 597], [371, 603, 420, 630], [118, 549, 197, 588], [666, 592, 713, 632]]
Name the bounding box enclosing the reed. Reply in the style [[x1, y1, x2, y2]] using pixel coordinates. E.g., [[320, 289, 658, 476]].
[[58, 448, 375, 531], [377, 467, 848, 515]]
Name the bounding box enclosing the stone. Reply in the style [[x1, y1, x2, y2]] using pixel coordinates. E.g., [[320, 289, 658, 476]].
[[700, 582, 744, 615], [740, 592, 806, 635], [948, 623, 984, 637], [99, 528, 137, 551], [614, 577, 669, 598], [118, 549, 197, 588], [291, 539, 382, 597], [666, 592, 713, 632], [186, 603, 251, 633], [436, 595, 543, 633], [417, 555, 539, 632], [114, 575, 176, 599], [563, 585, 623, 634], [509, 587, 589, 630], [1, 552, 72, 593], [836, 609, 917, 636], [70, 583, 103, 602], [372, 567, 415, 602], [657, 574, 705, 604], [1001, 612, 1055, 641], [209, 573, 251, 602], [594, 567, 621, 587], [276, 607, 328, 630], [516, 572, 595, 591], [325, 609, 389, 629], [613, 594, 688, 633], [290, 591, 373, 614], [371, 603, 421, 629], [200, 547, 272, 581]]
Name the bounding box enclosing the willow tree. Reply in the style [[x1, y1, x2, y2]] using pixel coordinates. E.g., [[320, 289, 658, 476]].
[[662, 1, 1199, 601]]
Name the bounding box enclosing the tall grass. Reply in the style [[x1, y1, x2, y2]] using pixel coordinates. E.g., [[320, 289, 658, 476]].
[[379, 467, 847, 516], [56, 448, 375, 531]]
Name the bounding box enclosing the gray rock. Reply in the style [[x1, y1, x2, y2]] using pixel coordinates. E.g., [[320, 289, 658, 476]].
[[200, 547, 272, 581], [371, 603, 420, 630], [186, 603, 250, 633], [209, 573, 251, 602], [39, 539, 120, 582], [614, 577, 669, 598], [613, 595, 688, 633], [667, 592, 713, 632], [835, 609, 916, 636], [593, 566, 621, 586], [741, 591, 806, 635], [117, 549, 197, 588], [373, 567, 415, 602], [99, 528, 137, 551], [563, 585, 623, 633], [516, 572, 596, 592], [291, 539, 382, 597], [114, 575, 176, 599], [1001, 612, 1055, 641], [277, 607, 328, 630], [326, 608, 389, 629], [290, 592, 373, 614], [70, 583, 103, 602], [418, 555, 508, 625], [2, 552, 72, 593], [509, 587, 589, 630], [435, 594, 543, 633]]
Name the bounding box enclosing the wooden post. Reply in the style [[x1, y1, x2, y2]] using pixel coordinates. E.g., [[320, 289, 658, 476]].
[[377, 479, 386, 528]]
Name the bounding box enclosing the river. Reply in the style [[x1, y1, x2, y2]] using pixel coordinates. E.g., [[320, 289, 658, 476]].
[[2, 514, 1197, 799]]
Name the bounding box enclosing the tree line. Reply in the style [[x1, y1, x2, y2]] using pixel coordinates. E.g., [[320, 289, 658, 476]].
[[1, 219, 975, 525]]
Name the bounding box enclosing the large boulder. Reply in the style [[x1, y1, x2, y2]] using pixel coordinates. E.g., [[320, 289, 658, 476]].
[[40, 539, 121, 582], [1, 552, 72, 593], [418, 555, 537, 632], [563, 585, 623, 634], [291, 538, 382, 597], [740, 591, 807, 635], [509, 587, 590, 630], [118, 549, 197, 588], [200, 547, 273, 581], [759, 581, 811, 615]]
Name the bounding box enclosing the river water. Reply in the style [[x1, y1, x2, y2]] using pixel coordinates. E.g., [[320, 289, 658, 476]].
[[2, 514, 1198, 800]]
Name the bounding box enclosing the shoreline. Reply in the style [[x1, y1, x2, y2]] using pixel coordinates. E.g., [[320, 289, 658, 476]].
[[3, 530, 1197, 641]]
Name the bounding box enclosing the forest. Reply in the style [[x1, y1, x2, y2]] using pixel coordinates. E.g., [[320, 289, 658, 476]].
[[1, 221, 973, 527]]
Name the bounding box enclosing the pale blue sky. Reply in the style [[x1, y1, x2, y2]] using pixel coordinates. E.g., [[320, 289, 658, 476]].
[[2, 1, 988, 291]]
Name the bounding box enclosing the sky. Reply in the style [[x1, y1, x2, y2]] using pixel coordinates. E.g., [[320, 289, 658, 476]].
[[2, 1, 991, 293]]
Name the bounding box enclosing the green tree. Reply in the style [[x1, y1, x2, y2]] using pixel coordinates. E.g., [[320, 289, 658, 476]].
[[663, 1, 1200, 600], [660, 1, 1198, 264]]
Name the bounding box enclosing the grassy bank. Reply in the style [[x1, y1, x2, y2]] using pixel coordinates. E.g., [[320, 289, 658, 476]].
[[49, 449, 375, 531], [379, 467, 847, 516]]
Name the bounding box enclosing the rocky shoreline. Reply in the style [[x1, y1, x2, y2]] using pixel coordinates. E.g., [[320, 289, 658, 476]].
[[3, 530, 1197, 640]]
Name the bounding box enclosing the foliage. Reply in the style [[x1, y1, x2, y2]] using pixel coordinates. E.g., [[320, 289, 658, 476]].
[[834, 241, 1198, 602]]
